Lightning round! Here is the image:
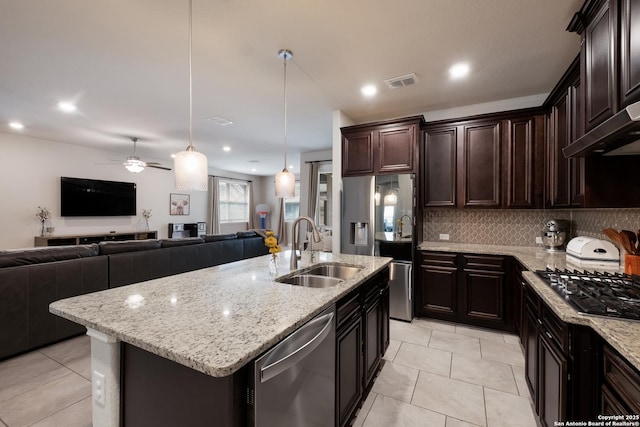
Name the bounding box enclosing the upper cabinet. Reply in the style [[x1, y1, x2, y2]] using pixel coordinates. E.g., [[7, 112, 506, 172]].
[[569, 0, 640, 130], [422, 111, 544, 209], [341, 116, 424, 177]]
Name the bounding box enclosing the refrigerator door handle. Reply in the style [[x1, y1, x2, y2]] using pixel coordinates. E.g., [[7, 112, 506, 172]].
[[259, 312, 334, 383], [407, 264, 412, 302]]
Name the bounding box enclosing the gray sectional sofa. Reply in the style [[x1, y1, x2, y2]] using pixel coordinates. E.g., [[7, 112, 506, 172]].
[[0, 231, 269, 360]]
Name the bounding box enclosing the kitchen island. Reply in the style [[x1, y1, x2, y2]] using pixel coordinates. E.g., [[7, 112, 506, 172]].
[[50, 252, 391, 427]]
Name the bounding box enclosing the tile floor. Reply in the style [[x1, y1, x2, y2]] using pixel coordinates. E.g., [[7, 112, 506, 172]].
[[354, 318, 539, 427], [0, 319, 537, 427]]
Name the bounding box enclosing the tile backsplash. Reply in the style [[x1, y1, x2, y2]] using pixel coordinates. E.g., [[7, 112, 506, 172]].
[[423, 209, 640, 247]]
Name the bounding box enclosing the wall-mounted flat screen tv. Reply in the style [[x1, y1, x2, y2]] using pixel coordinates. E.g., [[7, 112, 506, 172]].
[[61, 177, 136, 217]]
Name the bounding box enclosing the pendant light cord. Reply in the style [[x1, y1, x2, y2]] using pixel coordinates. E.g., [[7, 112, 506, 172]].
[[188, 0, 193, 150], [283, 52, 288, 170]]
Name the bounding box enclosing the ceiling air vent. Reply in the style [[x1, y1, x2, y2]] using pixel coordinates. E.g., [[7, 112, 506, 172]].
[[384, 73, 418, 89]]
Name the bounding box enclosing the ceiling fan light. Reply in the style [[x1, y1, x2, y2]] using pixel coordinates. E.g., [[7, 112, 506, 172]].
[[123, 158, 145, 173], [275, 168, 295, 198], [174, 147, 208, 191]]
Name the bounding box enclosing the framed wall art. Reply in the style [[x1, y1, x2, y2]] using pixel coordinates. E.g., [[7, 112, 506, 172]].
[[170, 193, 190, 215]]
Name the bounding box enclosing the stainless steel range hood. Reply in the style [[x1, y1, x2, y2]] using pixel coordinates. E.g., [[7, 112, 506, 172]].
[[563, 100, 640, 158]]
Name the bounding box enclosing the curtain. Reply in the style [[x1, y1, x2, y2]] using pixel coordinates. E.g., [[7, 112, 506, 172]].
[[277, 198, 288, 246], [307, 162, 319, 224], [248, 180, 256, 230], [207, 176, 221, 234]]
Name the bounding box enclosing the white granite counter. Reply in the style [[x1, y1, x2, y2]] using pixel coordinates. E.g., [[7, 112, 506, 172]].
[[418, 242, 640, 371], [50, 252, 391, 378]]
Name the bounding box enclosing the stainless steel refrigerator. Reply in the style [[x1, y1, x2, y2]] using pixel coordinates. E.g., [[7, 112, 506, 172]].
[[341, 174, 414, 321]]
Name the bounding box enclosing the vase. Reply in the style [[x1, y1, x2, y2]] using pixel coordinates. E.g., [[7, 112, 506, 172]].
[[269, 255, 279, 279], [40, 221, 45, 237], [145, 219, 149, 231]]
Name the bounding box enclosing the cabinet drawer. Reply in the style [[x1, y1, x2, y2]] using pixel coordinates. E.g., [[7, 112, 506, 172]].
[[419, 251, 457, 268], [462, 255, 505, 271], [541, 305, 569, 353], [337, 293, 361, 329], [603, 345, 640, 413]]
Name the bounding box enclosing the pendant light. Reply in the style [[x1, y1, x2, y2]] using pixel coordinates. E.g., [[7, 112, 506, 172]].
[[274, 49, 295, 198], [174, 0, 208, 191], [384, 176, 398, 206]]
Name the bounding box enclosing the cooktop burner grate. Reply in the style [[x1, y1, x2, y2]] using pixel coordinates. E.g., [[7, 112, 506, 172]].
[[535, 268, 640, 321]]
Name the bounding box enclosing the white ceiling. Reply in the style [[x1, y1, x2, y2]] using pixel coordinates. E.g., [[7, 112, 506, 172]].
[[0, 0, 582, 176]]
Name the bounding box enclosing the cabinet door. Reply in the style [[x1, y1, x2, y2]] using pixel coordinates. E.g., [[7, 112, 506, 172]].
[[423, 127, 457, 207], [461, 122, 501, 207], [538, 330, 568, 427], [569, 78, 585, 206], [377, 124, 416, 174], [547, 97, 571, 207], [342, 130, 375, 176], [524, 303, 539, 410], [418, 265, 458, 321], [381, 284, 390, 355], [460, 269, 506, 329], [504, 118, 535, 208], [620, 0, 640, 107], [583, 0, 616, 130], [363, 297, 382, 388], [336, 317, 363, 427]]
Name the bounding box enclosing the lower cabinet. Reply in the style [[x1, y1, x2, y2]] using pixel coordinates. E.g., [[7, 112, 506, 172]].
[[522, 280, 599, 426], [601, 344, 640, 415], [336, 268, 390, 427], [417, 251, 511, 331]]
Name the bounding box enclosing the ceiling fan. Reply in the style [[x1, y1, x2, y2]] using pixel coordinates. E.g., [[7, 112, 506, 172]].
[[122, 137, 171, 173]]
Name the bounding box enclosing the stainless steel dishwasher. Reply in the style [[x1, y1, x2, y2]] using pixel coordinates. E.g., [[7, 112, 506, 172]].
[[248, 304, 336, 427]]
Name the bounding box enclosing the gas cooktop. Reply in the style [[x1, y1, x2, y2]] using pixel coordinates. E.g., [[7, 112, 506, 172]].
[[535, 268, 640, 321]]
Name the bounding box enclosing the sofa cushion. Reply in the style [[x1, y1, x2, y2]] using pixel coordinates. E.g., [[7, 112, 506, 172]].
[[236, 231, 258, 238], [0, 244, 99, 268], [203, 233, 237, 242], [98, 240, 161, 255], [160, 237, 204, 248]]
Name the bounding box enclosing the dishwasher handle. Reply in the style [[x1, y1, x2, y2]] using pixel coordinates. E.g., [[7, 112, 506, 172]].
[[260, 311, 334, 383]]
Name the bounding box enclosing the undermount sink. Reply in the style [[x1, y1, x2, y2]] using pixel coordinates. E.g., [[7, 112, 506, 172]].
[[304, 264, 362, 280], [276, 274, 343, 288]]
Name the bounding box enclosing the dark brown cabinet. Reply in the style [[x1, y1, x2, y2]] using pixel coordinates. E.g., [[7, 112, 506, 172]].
[[522, 279, 599, 425], [422, 110, 543, 209], [417, 251, 511, 331], [601, 344, 640, 414], [335, 268, 390, 427], [417, 251, 458, 322], [461, 122, 502, 207], [582, 0, 616, 130], [619, 0, 640, 107], [423, 127, 457, 207], [569, 0, 640, 124], [341, 116, 424, 177]]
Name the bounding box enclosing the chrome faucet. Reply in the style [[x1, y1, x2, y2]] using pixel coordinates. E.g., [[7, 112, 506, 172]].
[[290, 216, 322, 270], [399, 214, 412, 237]]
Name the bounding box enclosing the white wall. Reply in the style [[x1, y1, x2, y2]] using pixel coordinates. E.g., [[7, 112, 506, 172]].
[[0, 132, 261, 249]]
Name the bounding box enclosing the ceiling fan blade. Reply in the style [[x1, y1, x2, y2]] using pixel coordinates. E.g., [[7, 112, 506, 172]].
[[147, 164, 172, 171]]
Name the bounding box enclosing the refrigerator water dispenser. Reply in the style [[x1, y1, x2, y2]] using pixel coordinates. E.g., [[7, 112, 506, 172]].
[[351, 222, 369, 246]]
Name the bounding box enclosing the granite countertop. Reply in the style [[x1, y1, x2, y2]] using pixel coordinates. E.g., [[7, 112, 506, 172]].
[[50, 252, 391, 378], [418, 242, 640, 371]]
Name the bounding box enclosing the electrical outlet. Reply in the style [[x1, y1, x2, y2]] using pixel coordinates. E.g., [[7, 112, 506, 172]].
[[439, 233, 450, 241], [535, 236, 543, 244], [93, 370, 106, 406]]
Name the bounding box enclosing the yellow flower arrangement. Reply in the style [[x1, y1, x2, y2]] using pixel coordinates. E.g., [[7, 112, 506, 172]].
[[264, 230, 281, 260]]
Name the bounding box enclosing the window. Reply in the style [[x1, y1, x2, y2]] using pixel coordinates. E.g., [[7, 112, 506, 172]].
[[284, 181, 301, 221], [219, 179, 249, 222]]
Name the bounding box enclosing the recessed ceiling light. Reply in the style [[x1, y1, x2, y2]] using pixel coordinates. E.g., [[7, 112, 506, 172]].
[[288, 165, 294, 170], [171, 153, 176, 158], [206, 116, 234, 126], [361, 84, 377, 97], [223, 146, 231, 152], [9, 122, 24, 130], [449, 63, 470, 79], [57, 101, 77, 112], [251, 168, 257, 172]]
